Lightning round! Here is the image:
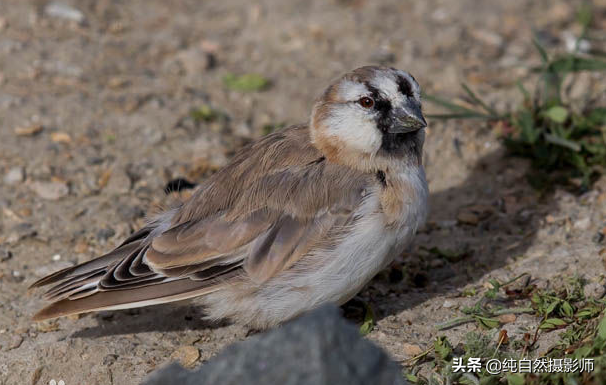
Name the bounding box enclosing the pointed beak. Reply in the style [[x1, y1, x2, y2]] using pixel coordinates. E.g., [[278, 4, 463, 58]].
[[387, 104, 427, 134]]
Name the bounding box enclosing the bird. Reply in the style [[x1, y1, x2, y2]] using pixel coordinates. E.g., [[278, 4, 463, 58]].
[[30, 66, 428, 329]]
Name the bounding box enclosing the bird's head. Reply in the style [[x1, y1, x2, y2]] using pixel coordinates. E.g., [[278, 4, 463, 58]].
[[310, 66, 426, 172]]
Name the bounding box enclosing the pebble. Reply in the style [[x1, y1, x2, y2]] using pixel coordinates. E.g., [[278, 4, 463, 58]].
[[44, 2, 86, 24], [573, 217, 591, 231], [174, 47, 215, 76], [50, 132, 72, 144], [103, 354, 119, 366], [457, 211, 479, 225], [3, 167, 25, 185], [7, 334, 23, 350], [35, 320, 60, 333], [29, 181, 69, 200], [96, 228, 115, 241], [469, 29, 504, 48], [14, 124, 43, 136], [6, 223, 36, 244], [105, 169, 131, 195], [442, 299, 457, 308], [498, 314, 517, 324], [402, 343, 423, 357], [0, 247, 12, 262], [171, 346, 200, 368], [584, 282, 606, 299]]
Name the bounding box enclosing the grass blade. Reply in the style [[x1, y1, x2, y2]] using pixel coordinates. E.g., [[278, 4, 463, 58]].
[[532, 35, 550, 64], [544, 133, 581, 152], [461, 83, 498, 116], [425, 113, 492, 120], [422, 93, 482, 114]]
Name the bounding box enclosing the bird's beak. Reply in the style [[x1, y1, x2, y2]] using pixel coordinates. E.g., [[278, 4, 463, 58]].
[[388, 104, 427, 134]]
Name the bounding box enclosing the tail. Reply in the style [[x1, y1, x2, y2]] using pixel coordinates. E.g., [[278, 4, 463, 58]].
[[30, 227, 222, 321]]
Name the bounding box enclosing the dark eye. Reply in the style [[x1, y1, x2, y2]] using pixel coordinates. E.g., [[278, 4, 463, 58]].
[[358, 97, 374, 108]]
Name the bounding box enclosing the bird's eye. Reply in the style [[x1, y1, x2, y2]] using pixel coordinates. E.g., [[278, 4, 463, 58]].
[[358, 97, 374, 108]]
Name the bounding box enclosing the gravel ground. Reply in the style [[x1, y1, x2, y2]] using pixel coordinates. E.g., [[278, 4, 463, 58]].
[[1, 0, 605, 384]]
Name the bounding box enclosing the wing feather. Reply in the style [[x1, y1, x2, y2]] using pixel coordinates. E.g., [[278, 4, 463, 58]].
[[31, 125, 373, 320]]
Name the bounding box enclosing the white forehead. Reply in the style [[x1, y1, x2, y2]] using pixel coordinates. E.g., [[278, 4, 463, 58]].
[[338, 80, 369, 101], [370, 70, 421, 103], [337, 70, 421, 103]]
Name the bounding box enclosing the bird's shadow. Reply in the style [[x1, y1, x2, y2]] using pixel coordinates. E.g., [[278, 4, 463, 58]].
[[71, 302, 229, 338], [72, 148, 559, 338]]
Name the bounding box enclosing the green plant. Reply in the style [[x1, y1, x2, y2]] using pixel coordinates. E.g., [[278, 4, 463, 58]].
[[425, 6, 606, 190]]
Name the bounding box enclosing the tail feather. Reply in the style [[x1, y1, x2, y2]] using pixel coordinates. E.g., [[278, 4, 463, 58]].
[[31, 223, 243, 321], [29, 241, 141, 289], [32, 278, 221, 321]]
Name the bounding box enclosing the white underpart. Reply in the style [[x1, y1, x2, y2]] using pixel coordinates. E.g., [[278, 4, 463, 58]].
[[202, 165, 428, 327]]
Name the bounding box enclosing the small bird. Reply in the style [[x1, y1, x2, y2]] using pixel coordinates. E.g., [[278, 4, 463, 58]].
[[31, 66, 428, 329]]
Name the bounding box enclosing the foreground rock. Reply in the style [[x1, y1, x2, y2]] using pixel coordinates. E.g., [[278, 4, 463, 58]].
[[143, 305, 407, 385]]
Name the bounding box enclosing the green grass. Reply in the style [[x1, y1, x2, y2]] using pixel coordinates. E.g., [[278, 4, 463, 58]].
[[404, 275, 606, 385], [222, 72, 270, 92], [189, 105, 221, 123], [424, 5, 606, 191]]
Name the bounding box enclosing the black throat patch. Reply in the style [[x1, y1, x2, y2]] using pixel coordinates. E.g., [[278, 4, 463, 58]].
[[364, 82, 414, 154]]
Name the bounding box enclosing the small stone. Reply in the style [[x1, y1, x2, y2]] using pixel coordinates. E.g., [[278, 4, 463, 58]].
[[105, 169, 131, 195], [437, 220, 457, 229], [74, 240, 88, 254], [470, 29, 504, 47], [457, 211, 479, 225], [108, 77, 130, 89], [170, 346, 200, 368], [14, 124, 43, 136], [573, 217, 591, 231], [29, 181, 69, 200], [174, 47, 214, 76], [35, 320, 60, 333], [442, 299, 457, 308], [44, 2, 86, 24], [545, 215, 556, 224], [103, 354, 119, 366], [3, 166, 25, 185], [498, 314, 517, 324], [51, 254, 61, 261], [6, 223, 36, 244], [96, 228, 115, 241], [584, 282, 606, 299], [0, 248, 12, 262], [50, 132, 72, 144], [402, 343, 423, 357], [142, 126, 164, 146], [7, 334, 23, 350]]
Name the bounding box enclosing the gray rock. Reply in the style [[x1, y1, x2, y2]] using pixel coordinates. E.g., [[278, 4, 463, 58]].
[[3, 166, 25, 185], [29, 181, 69, 200], [143, 305, 407, 385], [44, 2, 86, 24]]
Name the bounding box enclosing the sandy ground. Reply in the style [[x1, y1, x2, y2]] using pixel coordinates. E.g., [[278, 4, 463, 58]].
[[1, 0, 606, 384]]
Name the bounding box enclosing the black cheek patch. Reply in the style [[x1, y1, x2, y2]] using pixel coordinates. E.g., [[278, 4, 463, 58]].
[[397, 76, 414, 98], [364, 82, 392, 133]]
